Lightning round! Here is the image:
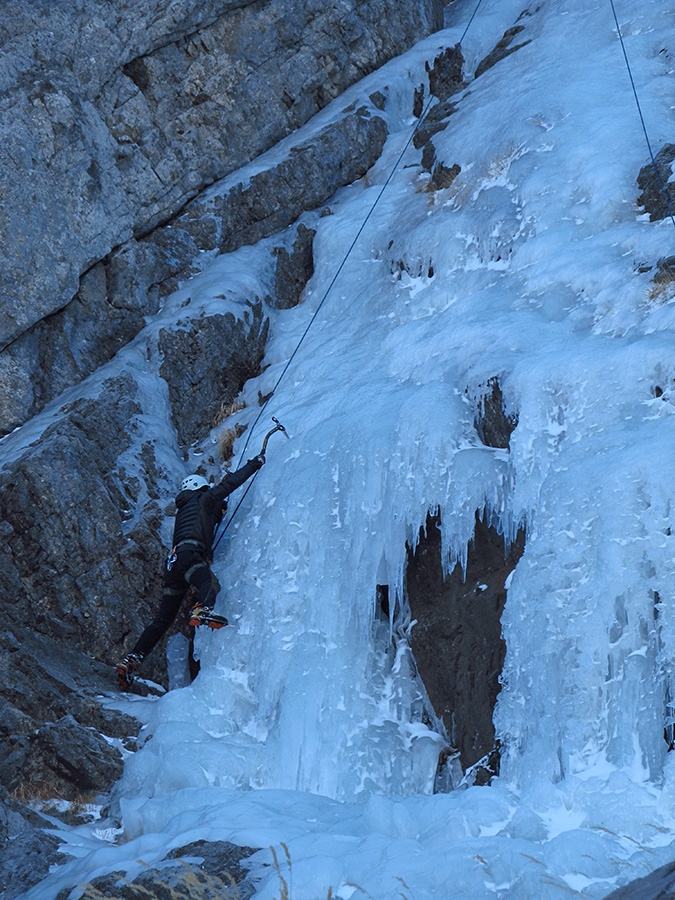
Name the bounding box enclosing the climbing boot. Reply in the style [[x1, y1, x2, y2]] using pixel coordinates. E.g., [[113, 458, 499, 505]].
[[189, 604, 228, 630], [116, 652, 143, 690]]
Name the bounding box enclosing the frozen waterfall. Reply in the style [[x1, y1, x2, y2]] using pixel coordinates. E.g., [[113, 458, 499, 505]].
[[27, 0, 675, 897]]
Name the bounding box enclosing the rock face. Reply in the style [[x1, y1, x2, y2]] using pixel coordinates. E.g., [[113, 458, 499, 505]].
[[0, 2, 446, 894], [0, 625, 145, 899], [0, 374, 162, 662], [0, 101, 390, 437], [0, 786, 66, 900], [1, 0, 442, 343], [413, 44, 465, 180], [79, 840, 259, 900], [474, 22, 532, 78], [637, 143, 675, 221], [0, 0, 442, 435], [272, 223, 317, 310], [603, 861, 675, 900], [406, 512, 525, 778], [473, 377, 519, 450], [0, 294, 269, 899], [177, 107, 388, 257], [158, 301, 269, 447]]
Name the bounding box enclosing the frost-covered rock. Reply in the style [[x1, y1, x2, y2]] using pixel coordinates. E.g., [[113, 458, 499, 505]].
[[158, 302, 269, 448], [637, 143, 675, 222], [79, 840, 258, 900], [0, 786, 65, 900], [0, 0, 441, 435], [604, 861, 675, 900]]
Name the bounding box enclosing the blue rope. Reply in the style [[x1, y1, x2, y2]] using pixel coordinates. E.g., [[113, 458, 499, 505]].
[[214, 0, 485, 547], [216, 0, 674, 550], [237, 0, 485, 463], [609, 0, 675, 228]]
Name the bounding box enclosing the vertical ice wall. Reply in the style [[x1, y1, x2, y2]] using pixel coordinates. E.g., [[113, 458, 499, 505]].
[[118, 0, 675, 812]]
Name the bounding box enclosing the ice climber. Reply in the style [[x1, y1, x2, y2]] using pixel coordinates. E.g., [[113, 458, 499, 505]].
[[116, 454, 265, 689]]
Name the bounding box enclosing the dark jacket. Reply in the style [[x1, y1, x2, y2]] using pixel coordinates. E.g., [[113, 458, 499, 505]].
[[172, 458, 262, 553]]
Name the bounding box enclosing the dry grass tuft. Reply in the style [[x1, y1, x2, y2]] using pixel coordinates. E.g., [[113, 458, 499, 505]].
[[79, 864, 243, 899], [213, 397, 246, 427], [645, 257, 675, 304], [648, 271, 675, 303], [218, 423, 248, 465], [76, 841, 385, 900], [270, 843, 292, 900], [10, 780, 68, 805]]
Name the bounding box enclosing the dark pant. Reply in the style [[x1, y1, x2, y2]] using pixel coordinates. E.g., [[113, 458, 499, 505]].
[[132, 548, 220, 660]]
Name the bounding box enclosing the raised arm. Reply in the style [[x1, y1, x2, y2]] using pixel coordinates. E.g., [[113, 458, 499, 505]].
[[214, 456, 264, 499]]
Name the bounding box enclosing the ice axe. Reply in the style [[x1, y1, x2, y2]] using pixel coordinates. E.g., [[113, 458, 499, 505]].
[[259, 416, 289, 456], [214, 416, 289, 549]]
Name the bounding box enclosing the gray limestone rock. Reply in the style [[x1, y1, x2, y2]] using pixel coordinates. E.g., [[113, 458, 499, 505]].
[[413, 96, 461, 157], [0, 625, 140, 900], [0, 101, 386, 438], [406, 512, 525, 780], [412, 45, 465, 188], [272, 223, 316, 310], [158, 301, 269, 449], [175, 107, 388, 255], [30, 714, 124, 794], [474, 377, 519, 450], [474, 24, 532, 79], [426, 43, 465, 102], [0, 374, 162, 661], [0, 786, 65, 900], [1, 0, 443, 351], [637, 143, 675, 222], [78, 839, 258, 899], [603, 861, 675, 900]]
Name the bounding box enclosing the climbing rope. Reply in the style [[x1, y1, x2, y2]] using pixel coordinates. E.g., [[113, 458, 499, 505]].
[[213, 1, 675, 551], [212, 0, 485, 549], [608, 0, 675, 228], [239, 0, 486, 460], [218, 1, 675, 547]]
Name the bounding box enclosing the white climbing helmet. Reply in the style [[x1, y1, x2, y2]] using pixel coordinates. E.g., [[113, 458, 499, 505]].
[[181, 474, 209, 492]]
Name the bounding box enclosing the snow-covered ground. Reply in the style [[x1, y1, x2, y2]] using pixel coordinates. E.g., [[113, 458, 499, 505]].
[[25, 0, 675, 897]]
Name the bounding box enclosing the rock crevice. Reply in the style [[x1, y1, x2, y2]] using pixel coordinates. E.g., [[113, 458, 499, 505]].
[[406, 511, 525, 781]]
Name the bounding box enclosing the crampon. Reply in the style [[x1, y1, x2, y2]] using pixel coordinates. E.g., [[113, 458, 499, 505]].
[[189, 605, 228, 629], [116, 653, 143, 690]]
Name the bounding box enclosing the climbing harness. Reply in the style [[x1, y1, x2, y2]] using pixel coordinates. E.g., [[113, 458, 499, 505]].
[[609, 0, 675, 228]]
